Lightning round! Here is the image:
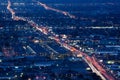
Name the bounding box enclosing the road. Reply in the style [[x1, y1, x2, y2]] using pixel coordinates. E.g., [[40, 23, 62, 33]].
[[7, 0, 115, 80], [36, 1, 76, 19]]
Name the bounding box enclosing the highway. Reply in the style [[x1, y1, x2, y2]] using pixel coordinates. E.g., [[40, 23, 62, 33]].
[[7, 0, 26, 21], [37, 1, 76, 19], [7, 0, 115, 80]]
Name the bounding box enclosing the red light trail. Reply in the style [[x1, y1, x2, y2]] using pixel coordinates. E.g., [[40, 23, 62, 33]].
[[7, 0, 115, 80]]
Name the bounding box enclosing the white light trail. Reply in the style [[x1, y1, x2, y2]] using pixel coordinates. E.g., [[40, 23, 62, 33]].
[[7, 0, 115, 80], [37, 2, 76, 19]]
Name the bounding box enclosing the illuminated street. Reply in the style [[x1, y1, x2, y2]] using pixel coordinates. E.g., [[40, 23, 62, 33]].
[[0, 0, 120, 80]]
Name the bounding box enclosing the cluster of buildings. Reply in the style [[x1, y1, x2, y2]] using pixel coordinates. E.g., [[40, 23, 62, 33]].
[[0, 0, 120, 80]]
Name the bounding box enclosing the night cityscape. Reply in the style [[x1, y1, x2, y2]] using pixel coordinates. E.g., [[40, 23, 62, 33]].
[[0, 0, 120, 80]]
